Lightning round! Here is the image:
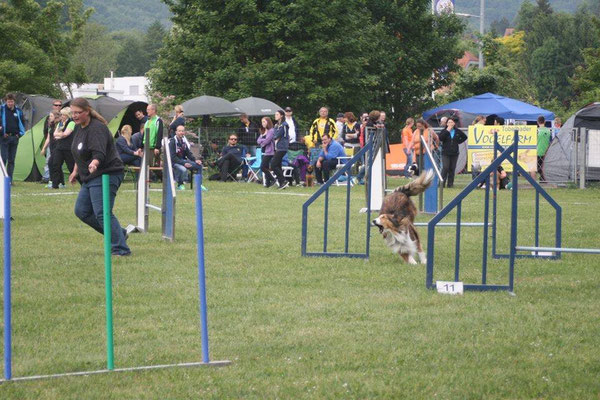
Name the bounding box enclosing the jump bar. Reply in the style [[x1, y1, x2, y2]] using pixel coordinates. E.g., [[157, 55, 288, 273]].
[[516, 246, 600, 254], [416, 222, 490, 227], [0, 360, 231, 383], [146, 203, 162, 212]]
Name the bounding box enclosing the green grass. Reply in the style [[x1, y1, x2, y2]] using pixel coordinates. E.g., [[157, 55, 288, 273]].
[[1, 175, 599, 399]]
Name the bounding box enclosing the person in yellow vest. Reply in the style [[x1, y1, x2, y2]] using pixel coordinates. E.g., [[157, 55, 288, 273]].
[[305, 107, 339, 149]]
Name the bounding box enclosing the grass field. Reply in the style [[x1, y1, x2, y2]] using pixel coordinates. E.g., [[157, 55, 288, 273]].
[[1, 175, 599, 399]]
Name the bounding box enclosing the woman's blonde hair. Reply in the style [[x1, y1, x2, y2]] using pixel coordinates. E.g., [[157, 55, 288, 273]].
[[121, 125, 133, 145], [174, 104, 184, 114], [70, 97, 108, 125], [60, 107, 72, 118]]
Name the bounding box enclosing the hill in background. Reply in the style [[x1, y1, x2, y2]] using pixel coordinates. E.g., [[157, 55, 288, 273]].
[[85, 0, 170, 31], [456, 0, 585, 30]]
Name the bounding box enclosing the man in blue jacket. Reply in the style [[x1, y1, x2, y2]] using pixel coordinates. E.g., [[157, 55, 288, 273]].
[[314, 133, 345, 184], [0, 93, 26, 179]]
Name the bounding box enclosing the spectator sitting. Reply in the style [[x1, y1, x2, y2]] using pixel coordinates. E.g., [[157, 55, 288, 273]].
[[116, 125, 142, 167], [208, 134, 249, 181], [314, 133, 345, 184], [169, 125, 203, 190], [131, 122, 144, 151]]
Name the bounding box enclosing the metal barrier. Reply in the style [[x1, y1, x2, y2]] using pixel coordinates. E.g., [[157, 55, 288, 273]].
[[301, 131, 380, 258], [426, 132, 523, 292]]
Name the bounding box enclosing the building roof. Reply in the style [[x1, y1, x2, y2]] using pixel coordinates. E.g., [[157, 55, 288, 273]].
[[457, 51, 479, 69]]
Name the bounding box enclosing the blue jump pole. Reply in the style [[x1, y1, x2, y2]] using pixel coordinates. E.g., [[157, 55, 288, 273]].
[[3, 177, 12, 380], [194, 172, 210, 364]]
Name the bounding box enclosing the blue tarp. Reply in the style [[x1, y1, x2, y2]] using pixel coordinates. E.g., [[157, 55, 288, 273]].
[[423, 92, 555, 122]]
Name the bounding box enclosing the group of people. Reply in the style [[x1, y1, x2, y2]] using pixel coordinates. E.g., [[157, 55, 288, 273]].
[[401, 116, 467, 188]]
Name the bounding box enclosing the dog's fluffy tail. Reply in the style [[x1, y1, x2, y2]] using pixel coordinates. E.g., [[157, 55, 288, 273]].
[[395, 169, 434, 196]]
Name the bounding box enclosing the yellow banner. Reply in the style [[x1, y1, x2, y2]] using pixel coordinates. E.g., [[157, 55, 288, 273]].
[[467, 125, 538, 172]]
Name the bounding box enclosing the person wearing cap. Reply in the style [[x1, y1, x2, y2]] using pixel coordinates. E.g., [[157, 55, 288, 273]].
[[306, 107, 339, 149], [284, 107, 302, 150], [335, 113, 345, 144]]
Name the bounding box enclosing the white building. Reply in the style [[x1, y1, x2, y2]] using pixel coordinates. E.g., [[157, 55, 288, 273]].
[[64, 74, 149, 102]]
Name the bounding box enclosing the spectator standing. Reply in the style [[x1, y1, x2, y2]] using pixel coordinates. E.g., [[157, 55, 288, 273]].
[[335, 113, 345, 144], [378, 111, 390, 154], [412, 119, 439, 174], [116, 125, 142, 167], [271, 110, 290, 189], [439, 116, 448, 129], [307, 107, 338, 149], [257, 116, 275, 187], [401, 118, 415, 177], [51, 107, 76, 189], [237, 113, 260, 150], [168, 105, 186, 138], [438, 118, 467, 188], [143, 104, 163, 165], [342, 112, 360, 149], [68, 97, 130, 256], [169, 125, 202, 190], [284, 107, 302, 150], [552, 117, 562, 140], [0, 93, 26, 179], [536, 115, 551, 182], [358, 112, 369, 147], [40, 100, 63, 183], [41, 110, 60, 187]]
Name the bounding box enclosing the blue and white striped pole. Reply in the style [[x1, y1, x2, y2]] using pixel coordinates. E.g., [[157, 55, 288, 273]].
[[3, 177, 12, 380], [194, 172, 210, 363]]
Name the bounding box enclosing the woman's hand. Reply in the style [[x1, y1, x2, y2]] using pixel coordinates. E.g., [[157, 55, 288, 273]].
[[69, 171, 78, 184], [88, 159, 99, 174]]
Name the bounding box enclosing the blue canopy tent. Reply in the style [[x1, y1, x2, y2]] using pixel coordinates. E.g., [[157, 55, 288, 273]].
[[423, 93, 555, 122]]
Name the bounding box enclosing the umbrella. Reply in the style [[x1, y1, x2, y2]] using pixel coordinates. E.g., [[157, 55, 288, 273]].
[[181, 95, 242, 117], [232, 97, 283, 116], [423, 93, 554, 122]]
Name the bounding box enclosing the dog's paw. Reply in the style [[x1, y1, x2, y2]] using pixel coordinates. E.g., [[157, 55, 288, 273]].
[[418, 252, 427, 264], [408, 256, 418, 265]]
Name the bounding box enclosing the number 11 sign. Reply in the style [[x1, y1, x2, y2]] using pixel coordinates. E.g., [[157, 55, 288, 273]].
[[436, 281, 464, 295]]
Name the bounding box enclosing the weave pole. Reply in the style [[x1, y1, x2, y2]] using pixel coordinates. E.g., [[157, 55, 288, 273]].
[[194, 172, 210, 363], [3, 177, 12, 380], [102, 175, 115, 370]]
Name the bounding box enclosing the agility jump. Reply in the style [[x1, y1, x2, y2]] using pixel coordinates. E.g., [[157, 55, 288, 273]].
[[426, 130, 600, 293], [1, 172, 229, 383], [130, 134, 176, 241]]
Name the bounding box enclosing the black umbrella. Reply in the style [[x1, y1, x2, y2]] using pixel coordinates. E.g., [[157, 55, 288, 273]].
[[232, 97, 283, 116], [182, 95, 242, 117]]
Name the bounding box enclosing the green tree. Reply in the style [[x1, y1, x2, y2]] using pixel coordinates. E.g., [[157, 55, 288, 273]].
[[115, 31, 147, 76], [143, 20, 166, 68], [0, 0, 91, 97], [150, 0, 463, 127], [75, 22, 119, 82]]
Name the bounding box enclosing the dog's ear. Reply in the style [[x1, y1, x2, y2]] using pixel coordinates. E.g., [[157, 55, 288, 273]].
[[387, 214, 401, 228]]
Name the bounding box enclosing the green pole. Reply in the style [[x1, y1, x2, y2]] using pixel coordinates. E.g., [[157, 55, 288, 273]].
[[102, 174, 115, 370]]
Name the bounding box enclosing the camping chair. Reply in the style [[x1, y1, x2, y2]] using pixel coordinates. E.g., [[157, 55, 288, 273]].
[[245, 149, 261, 183], [282, 149, 302, 183], [333, 155, 353, 186]]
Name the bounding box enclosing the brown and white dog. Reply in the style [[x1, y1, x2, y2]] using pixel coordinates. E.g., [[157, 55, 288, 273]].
[[372, 170, 434, 264]]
